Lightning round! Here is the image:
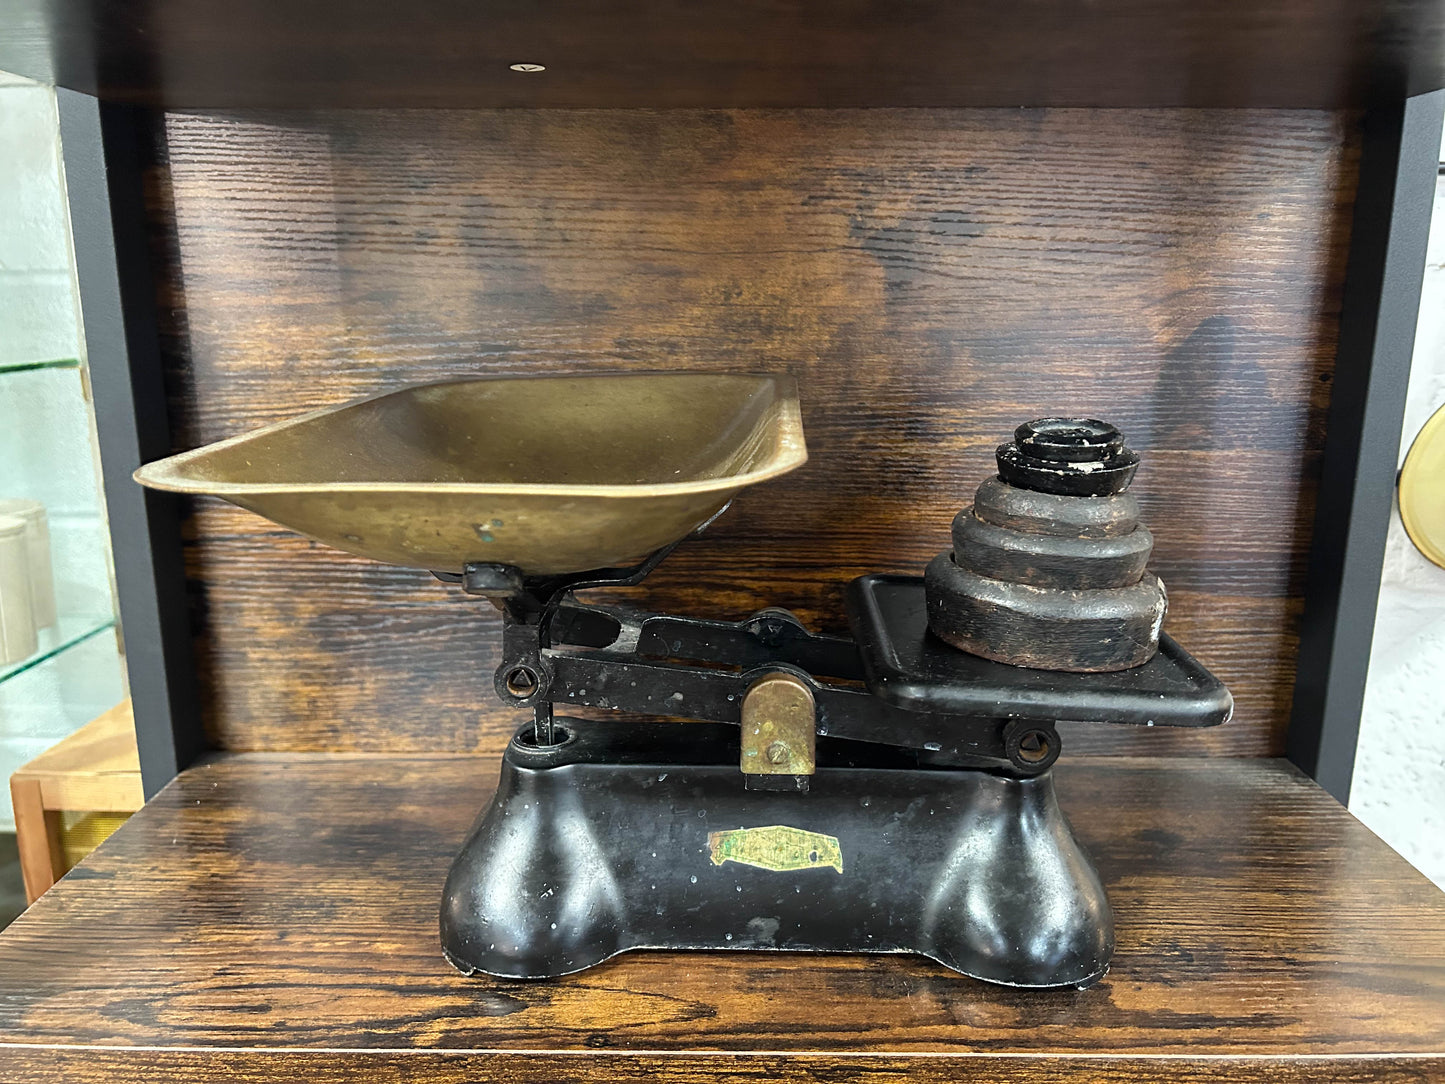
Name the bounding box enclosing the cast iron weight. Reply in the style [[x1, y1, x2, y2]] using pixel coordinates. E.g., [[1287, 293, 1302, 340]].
[[1000, 417, 1140, 496], [925, 418, 1168, 672]]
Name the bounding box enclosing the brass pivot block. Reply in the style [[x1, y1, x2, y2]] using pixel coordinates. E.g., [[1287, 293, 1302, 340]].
[[740, 672, 817, 786]]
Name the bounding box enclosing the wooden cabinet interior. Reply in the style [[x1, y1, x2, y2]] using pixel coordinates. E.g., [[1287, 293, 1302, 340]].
[[137, 107, 1356, 760], [4, 32, 1443, 1081]]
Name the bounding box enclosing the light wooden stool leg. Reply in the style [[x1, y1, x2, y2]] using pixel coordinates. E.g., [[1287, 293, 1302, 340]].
[[10, 777, 66, 905]]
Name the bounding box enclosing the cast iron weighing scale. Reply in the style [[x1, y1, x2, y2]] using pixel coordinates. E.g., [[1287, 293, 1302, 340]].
[[136, 372, 1231, 990]]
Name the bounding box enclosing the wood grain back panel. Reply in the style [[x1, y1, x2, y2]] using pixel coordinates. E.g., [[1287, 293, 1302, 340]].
[[145, 108, 1357, 756]]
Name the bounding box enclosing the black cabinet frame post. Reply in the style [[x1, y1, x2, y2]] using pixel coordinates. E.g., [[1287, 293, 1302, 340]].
[[57, 90, 207, 797], [1288, 89, 1445, 803]]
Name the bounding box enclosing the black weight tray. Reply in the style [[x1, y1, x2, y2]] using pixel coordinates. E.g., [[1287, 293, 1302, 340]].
[[846, 574, 1233, 728]]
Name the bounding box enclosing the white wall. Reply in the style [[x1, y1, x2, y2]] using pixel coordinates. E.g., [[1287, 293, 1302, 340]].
[[1351, 133, 1445, 890]]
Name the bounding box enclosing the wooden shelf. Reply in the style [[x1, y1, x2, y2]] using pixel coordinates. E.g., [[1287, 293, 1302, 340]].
[[0, 753, 1441, 1080], [4, 0, 1445, 108], [9, 700, 142, 815], [9, 699, 144, 903]]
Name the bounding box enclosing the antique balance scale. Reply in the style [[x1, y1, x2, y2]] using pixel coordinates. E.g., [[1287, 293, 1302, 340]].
[[136, 372, 1231, 989]]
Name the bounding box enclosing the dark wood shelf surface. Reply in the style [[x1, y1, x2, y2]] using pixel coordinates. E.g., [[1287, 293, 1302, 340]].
[[3, 0, 1445, 108], [0, 753, 1442, 1080]]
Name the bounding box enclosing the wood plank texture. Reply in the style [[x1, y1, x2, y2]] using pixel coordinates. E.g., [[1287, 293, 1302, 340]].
[[6, 778, 64, 906], [4, 0, 1445, 109], [145, 108, 1358, 758], [13, 699, 144, 812], [0, 1050, 1440, 1084], [0, 754, 1441, 1081], [9, 699, 143, 904]]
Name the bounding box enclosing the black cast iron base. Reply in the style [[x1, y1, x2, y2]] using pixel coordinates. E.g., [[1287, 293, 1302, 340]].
[[440, 718, 1113, 988]]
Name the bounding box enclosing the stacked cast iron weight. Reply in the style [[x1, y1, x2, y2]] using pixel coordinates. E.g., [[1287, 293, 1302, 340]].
[[924, 418, 1166, 672]]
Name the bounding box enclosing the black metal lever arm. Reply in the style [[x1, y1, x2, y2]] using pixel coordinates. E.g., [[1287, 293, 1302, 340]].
[[490, 601, 1012, 767], [450, 552, 1229, 766], [545, 646, 1004, 766], [493, 578, 1229, 775]]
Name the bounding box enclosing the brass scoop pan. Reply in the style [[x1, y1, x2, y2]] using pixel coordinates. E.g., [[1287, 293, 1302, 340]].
[[134, 372, 807, 575]]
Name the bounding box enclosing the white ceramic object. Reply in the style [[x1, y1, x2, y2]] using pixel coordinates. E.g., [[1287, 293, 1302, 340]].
[[0, 514, 38, 665], [0, 498, 56, 627]]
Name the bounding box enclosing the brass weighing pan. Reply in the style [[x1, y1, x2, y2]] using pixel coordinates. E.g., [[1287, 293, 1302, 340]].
[[135, 372, 807, 575]]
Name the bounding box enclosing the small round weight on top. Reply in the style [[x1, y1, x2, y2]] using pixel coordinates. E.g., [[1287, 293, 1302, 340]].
[[1014, 418, 1125, 463]]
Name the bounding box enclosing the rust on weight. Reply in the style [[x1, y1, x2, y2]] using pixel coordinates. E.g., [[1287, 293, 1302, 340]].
[[925, 418, 1167, 672]]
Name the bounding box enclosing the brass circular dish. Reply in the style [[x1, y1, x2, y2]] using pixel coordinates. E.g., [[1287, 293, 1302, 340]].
[[1400, 402, 1445, 569]]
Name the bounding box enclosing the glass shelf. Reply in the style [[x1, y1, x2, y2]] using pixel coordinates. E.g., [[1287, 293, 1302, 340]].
[[0, 615, 117, 686], [0, 357, 80, 376], [0, 79, 126, 832]]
